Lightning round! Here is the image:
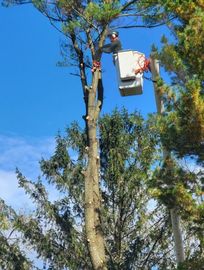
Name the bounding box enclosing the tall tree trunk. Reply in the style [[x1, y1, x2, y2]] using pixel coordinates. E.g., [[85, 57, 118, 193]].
[[84, 69, 107, 270], [170, 208, 185, 264], [71, 31, 107, 269], [150, 55, 185, 265]]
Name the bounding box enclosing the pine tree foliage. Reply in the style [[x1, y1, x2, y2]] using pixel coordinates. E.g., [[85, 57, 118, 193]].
[[99, 109, 170, 269], [1, 110, 181, 269], [16, 170, 91, 270], [137, 3, 204, 266], [149, 156, 204, 232], [0, 199, 35, 270], [140, 0, 204, 161]]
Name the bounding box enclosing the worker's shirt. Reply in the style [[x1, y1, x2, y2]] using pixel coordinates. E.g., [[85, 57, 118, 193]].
[[101, 39, 122, 54]]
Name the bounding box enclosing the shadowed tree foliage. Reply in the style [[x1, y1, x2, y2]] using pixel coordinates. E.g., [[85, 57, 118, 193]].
[[0, 200, 35, 270], [139, 0, 204, 161], [138, 1, 204, 267]]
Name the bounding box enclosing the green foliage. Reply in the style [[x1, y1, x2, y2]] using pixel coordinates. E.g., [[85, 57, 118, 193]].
[[84, 1, 120, 24], [98, 109, 176, 269], [0, 200, 34, 270], [142, 1, 204, 162], [10, 109, 199, 270], [178, 255, 204, 270], [63, 20, 82, 34], [0, 110, 178, 269], [32, 0, 44, 10], [56, 0, 82, 15], [16, 171, 90, 269], [149, 157, 199, 215], [100, 108, 157, 182], [0, 238, 32, 270], [154, 77, 204, 159]]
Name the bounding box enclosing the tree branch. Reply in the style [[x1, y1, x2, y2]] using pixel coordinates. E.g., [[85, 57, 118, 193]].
[[141, 218, 168, 268], [121, 0, 139, 12], [116, 20, 173, 29]]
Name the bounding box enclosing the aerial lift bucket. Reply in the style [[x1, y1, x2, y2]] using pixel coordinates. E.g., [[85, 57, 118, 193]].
[[115, 50, 145, 96]]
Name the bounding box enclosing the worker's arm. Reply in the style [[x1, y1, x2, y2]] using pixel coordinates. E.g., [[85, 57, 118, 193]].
[[102, 40, 122, 54], [93, 44, 112, 61], [94, 40, 122, 60], [94, 43, 113, 61], [101, 43, 113, 54]]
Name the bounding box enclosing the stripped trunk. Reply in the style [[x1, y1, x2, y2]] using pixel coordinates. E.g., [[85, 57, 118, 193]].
[[170, 208, 185, 264], [150, 55, 185, 265], [71, 29, 107, 269], [84, 70, 107, 270]]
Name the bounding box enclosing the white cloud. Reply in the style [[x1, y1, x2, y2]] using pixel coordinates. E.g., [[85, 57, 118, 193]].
[[0, 169, 32, 210], [0, 134, 66, 268], [0, 135, 55, 177], [0, 134, 58, 210]]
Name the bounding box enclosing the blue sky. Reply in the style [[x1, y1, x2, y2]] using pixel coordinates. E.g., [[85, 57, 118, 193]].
[[0, 2, 174, 213], [0, 2, 172, 211], [0, 4, 170, 138]]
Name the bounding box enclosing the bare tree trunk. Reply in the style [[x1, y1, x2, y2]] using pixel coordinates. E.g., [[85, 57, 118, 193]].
[[84, 69, 107, 270], [170, 208, 185, 264], [71, 26, 108, 269], [150, 55, 185, 265]]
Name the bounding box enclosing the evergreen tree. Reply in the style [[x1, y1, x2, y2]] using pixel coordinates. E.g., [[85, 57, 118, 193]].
[[2, 110, 178, 270], [139, 0, 204, 160], [139, 1, 204, 267], [0, 200, 35, 270]]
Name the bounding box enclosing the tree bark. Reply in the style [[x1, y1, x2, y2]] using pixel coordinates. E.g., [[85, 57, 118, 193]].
[[170, 208, 185, 264], [84, 70, 107, 270], [71, 26, 108, 269]]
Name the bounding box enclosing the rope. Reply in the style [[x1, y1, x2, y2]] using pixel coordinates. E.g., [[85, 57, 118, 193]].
[[134, 55, 157, 82], [135, 56, 151, 74], [92, 61, 101, 72]]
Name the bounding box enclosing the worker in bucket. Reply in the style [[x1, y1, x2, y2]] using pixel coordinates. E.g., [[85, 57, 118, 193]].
[[93, 30, 122, 67], [101, 30, 122, 56]]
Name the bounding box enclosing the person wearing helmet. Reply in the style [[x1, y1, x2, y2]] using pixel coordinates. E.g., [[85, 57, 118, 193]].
[[101, 31, 122, 54], [94, 31, 122, 64]]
